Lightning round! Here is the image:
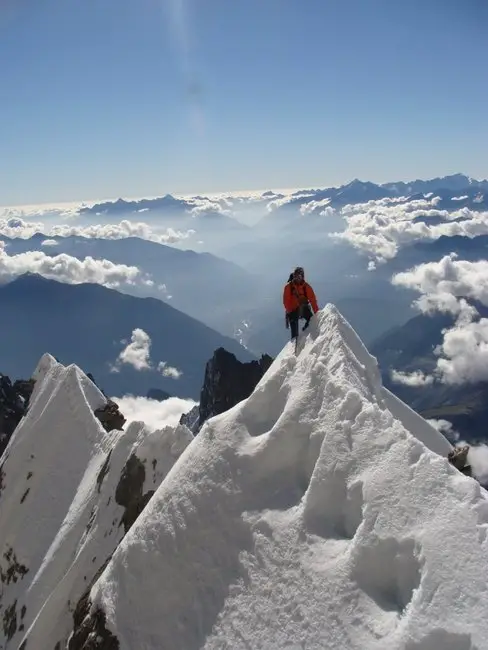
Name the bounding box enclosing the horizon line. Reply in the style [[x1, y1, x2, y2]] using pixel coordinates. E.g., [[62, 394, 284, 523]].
[[1, 171, 484, 213]]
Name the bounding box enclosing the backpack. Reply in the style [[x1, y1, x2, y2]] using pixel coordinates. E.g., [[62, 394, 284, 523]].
[[286, 275, 309, 305]]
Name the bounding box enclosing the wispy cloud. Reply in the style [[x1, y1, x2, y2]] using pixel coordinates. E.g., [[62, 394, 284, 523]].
[[112, 328, 183, 379], [266, 192, 316, 213], [164, 0, 205, 136], [427, 418, 460, 442], [391, 369, 434, 386], [186, 198, 232, 217], [158, 361, 183, 379], [0, 240, 144, 288], [114, 328, 152, 371]]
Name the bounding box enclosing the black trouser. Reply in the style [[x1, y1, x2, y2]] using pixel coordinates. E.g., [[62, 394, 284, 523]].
[[287, 304, 313, 339]]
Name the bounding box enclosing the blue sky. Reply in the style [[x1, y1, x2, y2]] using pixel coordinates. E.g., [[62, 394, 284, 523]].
[[1, 0, 487, 205]]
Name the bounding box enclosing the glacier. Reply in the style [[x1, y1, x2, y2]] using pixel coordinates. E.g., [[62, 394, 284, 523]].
[[1, 305, 487, 649]]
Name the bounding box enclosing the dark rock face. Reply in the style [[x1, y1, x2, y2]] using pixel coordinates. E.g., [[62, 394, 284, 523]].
[[179, 404, 200, 433], [448, 445, 472, 477], [68, 558, 120, 650], [115, 454, 154, 534], [0, 375, 35, 457], [68, 455, 155, 649], [0, 546, 29, 644], [94, 400, 126, 433], [197, 347, 273, 429]]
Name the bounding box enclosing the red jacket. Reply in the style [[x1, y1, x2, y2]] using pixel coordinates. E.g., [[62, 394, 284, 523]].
[[283, 280, 319, 315]]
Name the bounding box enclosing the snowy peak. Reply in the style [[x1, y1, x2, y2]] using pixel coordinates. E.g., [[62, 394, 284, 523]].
[[0, 355, 193, 649], [70, 305, 487, 649]]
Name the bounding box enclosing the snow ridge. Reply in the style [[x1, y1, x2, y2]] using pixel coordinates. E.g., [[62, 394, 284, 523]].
[[0, 356, 193, 649], [78, 305, 487, 650]]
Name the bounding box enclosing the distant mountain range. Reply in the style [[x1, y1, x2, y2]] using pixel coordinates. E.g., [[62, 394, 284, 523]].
[[67, 173, 488, 224], [0, 274, 255, 399], [385, 233, 488, 274], [257, 174, 488, 227], [79, 193, 249, 231], [0, 234, 259, 337], [3, 173, 488, 371]]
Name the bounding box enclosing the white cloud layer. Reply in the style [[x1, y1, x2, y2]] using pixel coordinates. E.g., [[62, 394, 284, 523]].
[[0, 217, 194, 244], [113, 395, 197, 432], [391, 255, 488, 384], [390, 369, 434, 386], [0, 240, 143, 288], [331, 196, 488, 262], [392, 254, 488, 317], [299, 198, 332, 216], [426, 418, 460, 442], [435, 319, 488, 384], [465, 443, 488, 485], [158, 361, 183, 379]]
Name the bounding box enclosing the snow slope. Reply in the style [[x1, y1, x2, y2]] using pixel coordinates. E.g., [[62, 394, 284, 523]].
[[0, 354, 193, 649], [73, 305, 488, 650]]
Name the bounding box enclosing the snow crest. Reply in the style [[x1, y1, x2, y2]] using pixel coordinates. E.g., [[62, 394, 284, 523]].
[[84, 305, 487, 649], [0, 357, 193, 649]]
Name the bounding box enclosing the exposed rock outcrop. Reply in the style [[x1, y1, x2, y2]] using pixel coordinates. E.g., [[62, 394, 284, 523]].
[[94, 400, 126, 433], [179, 404, 200, 433], [68, 558, 119, 650], [0, 375, 35, 456], [448, 444, 472, 477], [180, 347, 273, 433], [115, 454, 154, 534]]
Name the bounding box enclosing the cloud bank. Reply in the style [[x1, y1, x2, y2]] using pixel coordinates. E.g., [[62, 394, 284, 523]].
[[113, 394, 197, 432], [426, 418, 460, 443], [391, 369, 434, 387], [466, 443, 488, 485], [0, 217, 195, 244], [0, 240, 144, 288], [391, 254, 488, 385], [332, 196, 488, 262], [392, 254, 488, 317]]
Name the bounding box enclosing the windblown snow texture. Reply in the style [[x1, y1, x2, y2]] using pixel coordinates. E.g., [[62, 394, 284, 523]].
[[77, 306, 487, 650], [0, 354, 192, 649]]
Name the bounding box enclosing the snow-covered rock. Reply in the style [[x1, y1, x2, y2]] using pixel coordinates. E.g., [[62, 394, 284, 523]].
[[0, 355, 193, 649], [66, 305, 488, 649]]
